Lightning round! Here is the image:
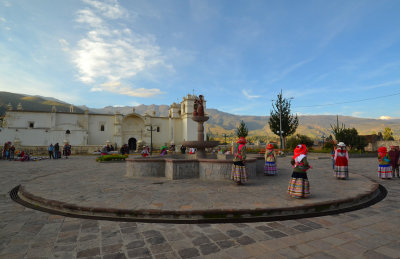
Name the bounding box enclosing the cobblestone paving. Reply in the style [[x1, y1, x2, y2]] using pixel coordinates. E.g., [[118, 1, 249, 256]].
[[0, 156, 399, 258]]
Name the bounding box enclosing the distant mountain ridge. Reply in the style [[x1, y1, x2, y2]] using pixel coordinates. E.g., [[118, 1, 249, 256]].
[[1, 91, 398, 138]]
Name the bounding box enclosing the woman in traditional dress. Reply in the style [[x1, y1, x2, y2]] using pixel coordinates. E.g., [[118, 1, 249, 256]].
[[264, 143, 277, 176], [231, 137, 247, 185], [288, 144, 311, 198], [141, 146, 150, 157], [334, 142, 349, 180], [378, 146, 393, 179]]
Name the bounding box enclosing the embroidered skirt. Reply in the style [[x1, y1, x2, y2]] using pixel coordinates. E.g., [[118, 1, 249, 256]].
[[264, 161, 277, 176], [231, 161, 248, 183], [334, 166, 348, 179], [288, 172, 310, 198], [378, 164, 393, 179]]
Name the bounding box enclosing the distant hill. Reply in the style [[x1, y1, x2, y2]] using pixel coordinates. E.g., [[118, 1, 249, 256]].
[[1, 91, 399, 139], [0, 91, 84, 115]]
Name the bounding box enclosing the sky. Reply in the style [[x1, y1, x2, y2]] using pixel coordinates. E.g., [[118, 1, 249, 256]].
[[1, 0, 400, 119]]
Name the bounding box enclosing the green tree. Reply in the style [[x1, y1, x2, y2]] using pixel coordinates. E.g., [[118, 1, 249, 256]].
[[236, 120, 248, 138], [383, 127, 394, 140], [287, 134, 314, 150], [331, 122, 367, 150], [269, 92, 298, 148]]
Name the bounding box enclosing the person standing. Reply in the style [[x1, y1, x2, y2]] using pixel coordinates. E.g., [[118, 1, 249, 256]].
[[288, 144, 311, 198], [377, 146, 393, 179], [48, 144, 54, 159], [264, 143, 277, 176], [9, 145, 15, 160], [180, 145, 186, 154], [330, 146, 336, 169], [231, 137, 247, 185], [334, 142, 349, 180], [388, 146, 400, 178], [54, 143, 60, 159]]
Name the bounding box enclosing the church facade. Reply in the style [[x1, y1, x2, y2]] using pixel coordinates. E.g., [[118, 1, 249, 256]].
[[0, 94, 202, 151]]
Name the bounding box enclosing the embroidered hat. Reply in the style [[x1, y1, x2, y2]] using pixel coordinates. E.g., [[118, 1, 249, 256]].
[[337, 142, 346, 147], [266, 143, 275, 150], [237, 137, 247, 144], [293, 144, 307, 159]]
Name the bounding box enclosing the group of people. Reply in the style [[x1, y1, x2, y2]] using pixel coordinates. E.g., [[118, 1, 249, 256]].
[[2, 141, 15, 160], [377, 145, 399, 179], [48, 143, 71, 159], [230, 137, 400, 199]]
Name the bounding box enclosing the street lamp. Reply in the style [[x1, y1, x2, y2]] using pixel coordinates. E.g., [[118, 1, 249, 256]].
[[146, 125, 157, 156]]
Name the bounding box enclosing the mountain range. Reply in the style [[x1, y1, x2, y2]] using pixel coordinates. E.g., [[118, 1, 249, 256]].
[[1, 91, 399, 139]]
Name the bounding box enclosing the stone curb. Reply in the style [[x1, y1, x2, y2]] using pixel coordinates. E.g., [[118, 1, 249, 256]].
[[15, 179, 382, 223]]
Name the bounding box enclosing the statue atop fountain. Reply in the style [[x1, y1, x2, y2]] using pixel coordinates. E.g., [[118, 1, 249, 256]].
[[183, 95, 219, 158]]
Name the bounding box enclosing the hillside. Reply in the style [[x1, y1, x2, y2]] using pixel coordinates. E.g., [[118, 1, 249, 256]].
[[0, 91, 84, 115], [1, 91, 398, 140]]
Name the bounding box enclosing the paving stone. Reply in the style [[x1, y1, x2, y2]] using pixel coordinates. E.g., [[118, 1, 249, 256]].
[[127, 247, 151, 258], [146, 235, 166, 245], [235, 235, 255, 245], [226, 229, 243, 238], [207, 232, 230, 242], [216, 240, 236, 249], [292, 224, 314, 232], [192, 235, 211, 246], [178, 247, 200, 258], [126, 240, 146, 250], [102, 243, 123, 254], [76, 247, 100, 258], [103, 252, 127, 259], [199, 243, 220, 255], [363, 250, 392, 259], [141, 230, 162, 238], [149, 243, 173, 255], [265, 230, 288, 239]]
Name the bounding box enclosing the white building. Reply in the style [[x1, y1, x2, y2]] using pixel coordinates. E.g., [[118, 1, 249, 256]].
[[0, 94, 203, 151]]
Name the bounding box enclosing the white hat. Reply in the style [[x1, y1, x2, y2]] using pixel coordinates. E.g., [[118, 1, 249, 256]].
[[337, 142, 346, 147]]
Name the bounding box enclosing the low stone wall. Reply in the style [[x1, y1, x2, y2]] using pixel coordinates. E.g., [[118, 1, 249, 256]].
[[126, 159, 165, 178], [166, 159, 199, 180], [125, 157, 257, 180], [198, 158, 257, 180]]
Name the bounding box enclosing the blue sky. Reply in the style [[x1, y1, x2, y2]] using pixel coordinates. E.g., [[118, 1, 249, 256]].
[[1, 0, 400, 119]]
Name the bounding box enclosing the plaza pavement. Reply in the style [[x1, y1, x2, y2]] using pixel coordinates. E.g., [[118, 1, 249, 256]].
[[0, 155, 399, 258]]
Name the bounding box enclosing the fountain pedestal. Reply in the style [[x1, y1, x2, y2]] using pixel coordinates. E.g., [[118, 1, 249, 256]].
[[182, 115, 219, 158]]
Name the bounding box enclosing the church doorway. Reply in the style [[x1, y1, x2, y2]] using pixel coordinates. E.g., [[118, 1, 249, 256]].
[[128, 138, 137, 151]]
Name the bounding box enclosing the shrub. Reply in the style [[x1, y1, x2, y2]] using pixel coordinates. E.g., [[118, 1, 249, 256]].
[[286, 134, 314, 150], [96, 154, 128, 162]]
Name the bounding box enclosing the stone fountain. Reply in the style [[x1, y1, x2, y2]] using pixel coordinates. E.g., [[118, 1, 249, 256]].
[[182, 95, 219, 158], [126, 94, 258, 180]]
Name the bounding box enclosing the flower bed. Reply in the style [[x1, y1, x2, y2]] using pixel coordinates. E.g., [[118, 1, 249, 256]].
[[96, 154, 128, 162]]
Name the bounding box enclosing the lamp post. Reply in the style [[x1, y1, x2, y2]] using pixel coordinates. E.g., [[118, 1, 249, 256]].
[[146, 125, 157, 156], [321, 134, 326, 148]]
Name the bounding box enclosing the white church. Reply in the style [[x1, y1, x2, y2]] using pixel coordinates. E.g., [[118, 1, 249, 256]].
[[0, 94, 202, 152]]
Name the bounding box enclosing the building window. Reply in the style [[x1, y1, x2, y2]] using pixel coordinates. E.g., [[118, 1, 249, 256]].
[[66, 130, 71, 134], [157, 126, 160, 132], [29, 122, 34, 128], [100, 125, 105, 131]]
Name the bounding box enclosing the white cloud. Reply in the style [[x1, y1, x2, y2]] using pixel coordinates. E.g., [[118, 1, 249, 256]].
[[352, 111, 364, 117], [242, 89, 260, 99], [82, 0, 127, 19], [100, 81, 164, 97], [59, 39, 70, 52], [379, 116, 391, 120], [90, 87, 103, 92], [3, 1, 11, 7], [0, 17, 6, 22], [70, 0, 168, 95]]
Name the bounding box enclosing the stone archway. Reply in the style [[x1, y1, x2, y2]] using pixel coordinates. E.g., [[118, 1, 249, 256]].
[[128, 138, 137, 151]]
